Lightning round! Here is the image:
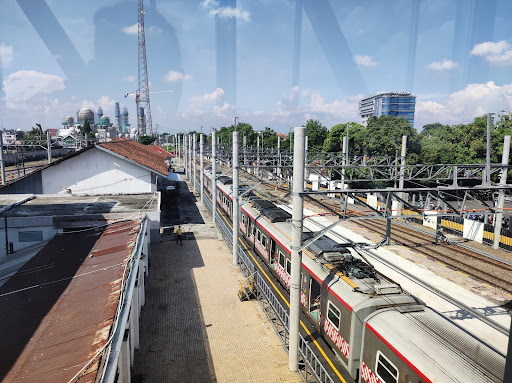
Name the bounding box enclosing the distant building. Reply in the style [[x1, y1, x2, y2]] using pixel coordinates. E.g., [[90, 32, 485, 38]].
[[359, 92, 416, 127]]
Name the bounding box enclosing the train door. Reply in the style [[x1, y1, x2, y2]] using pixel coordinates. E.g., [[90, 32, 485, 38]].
[[269, 238, 276, 267], [309, 277, 321, 323]]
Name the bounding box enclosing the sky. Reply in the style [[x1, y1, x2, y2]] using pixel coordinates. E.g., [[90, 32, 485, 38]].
[[1, 0, 511, 135]]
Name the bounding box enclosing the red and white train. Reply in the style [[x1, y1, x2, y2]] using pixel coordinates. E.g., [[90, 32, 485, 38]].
[[202, 168, 505, 383]]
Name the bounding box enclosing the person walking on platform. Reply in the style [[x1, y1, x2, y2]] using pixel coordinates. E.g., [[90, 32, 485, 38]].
[[176, 225, 183, 246]]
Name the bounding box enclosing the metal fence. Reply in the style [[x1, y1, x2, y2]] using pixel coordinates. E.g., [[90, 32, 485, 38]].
[[441, 215, 464, 236]]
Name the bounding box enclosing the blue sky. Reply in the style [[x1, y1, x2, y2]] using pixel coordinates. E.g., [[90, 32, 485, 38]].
[[1, 0, 511, 135]]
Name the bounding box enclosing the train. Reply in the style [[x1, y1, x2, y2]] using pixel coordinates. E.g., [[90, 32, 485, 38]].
[[201, 167, 506, 383]]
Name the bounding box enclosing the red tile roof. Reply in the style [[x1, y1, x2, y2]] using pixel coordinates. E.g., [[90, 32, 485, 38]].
[[97, 138, 168, 176], [0, 219, 142, 383], [147, 145, 175, 158]]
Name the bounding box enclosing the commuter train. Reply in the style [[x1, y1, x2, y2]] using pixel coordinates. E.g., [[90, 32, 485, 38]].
[[201, 168, 505, 383]]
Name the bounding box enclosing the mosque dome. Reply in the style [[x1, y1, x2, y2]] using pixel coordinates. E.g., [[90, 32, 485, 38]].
[[100, 116, 111, 124], [78, 108, 94, 123], [64, 116, 74, 124]]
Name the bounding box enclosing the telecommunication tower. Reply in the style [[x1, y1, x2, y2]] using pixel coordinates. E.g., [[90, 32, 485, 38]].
[[137, 0, 152, 136]]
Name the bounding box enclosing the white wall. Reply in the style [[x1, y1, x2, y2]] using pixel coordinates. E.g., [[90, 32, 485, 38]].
[[41, 148, 155, 195], [0, 216, 58, 260]]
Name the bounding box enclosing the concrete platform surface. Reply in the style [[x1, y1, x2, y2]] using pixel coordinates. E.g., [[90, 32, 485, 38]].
[[132, 236, 302, 383]]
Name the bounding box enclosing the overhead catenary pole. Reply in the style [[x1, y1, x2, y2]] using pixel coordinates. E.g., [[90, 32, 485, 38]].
[[289, 126, 305, 372], [243, 135, 247, 173], [486, 113, 494, 185], [0, 134, 5, 185], [212, 130, 217, 226], [398, 135, 407, 212], [183, 135, 188, 179], [200, 133, 204, 204], [232, 131, 240, 266], [193, 134, 197, 193], [493, 135, 511, 249], [189, 134, 193, 183], [341, 136, 347, 190], [47, 131, 52, 164]]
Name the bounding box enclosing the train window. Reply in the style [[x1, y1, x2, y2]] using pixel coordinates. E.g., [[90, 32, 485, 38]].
[[257, 230, 261, 242], [286, 258, 291, 275], [327, 301, 340, 330], [261, 235, 267, 248], [279, 252, 285, 268], [252, 225, 256, 236], [242, 215, 245, 225], [375, 351, 399, 383], [270, 239, 276, 256]]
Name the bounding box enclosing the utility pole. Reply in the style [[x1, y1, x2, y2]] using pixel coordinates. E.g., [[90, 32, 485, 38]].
[[212, 130, 217, 226], [200, 133, 204, 204], [47, 131, 52, 164], [493, 135, 511, 249], [289, 126, 305, 372], [486, 113, 494, 185], [0, 134, 5, 185], [232, 131, 239, 266], [193, 134, 197, 193]]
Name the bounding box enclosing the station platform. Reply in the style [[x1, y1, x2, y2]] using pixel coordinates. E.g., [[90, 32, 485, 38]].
[[132, 181, 303, 383]]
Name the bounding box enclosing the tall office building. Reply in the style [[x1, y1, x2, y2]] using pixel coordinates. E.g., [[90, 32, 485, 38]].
[[359, 92, 416, 127]]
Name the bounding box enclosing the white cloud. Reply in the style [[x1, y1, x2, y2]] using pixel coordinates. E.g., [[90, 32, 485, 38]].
[[123, 75, 136, 82], [191, 88, 224, 104], [273, 88, 361, 125], [470, 40, 512, 66], [164, 70, 192, 82], [354, 55, 377, 67], [201, 0, 219, 8], [97, 96, 116, 115], [0, 43, 14, 67], [148, 26, 163, 34], [213, 103, 235, 118], [201, 0, 251, 23], [81, 100, 96, 110], [2, 70, 65, 107], [123, 23, 138, 35], [426, 59, 459, 71], [415, 81, 512, 127]]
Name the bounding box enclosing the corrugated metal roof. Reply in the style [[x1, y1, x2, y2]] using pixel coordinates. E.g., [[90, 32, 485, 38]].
[[0, 220, 141, 383], [98, 138, 168, 176]]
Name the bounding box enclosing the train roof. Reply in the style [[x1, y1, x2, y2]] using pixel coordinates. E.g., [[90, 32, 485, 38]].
[[365, 306, 505, 383], [241, 201, 414, 310]]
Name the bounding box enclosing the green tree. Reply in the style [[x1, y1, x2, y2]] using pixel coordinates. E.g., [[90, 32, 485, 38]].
[[323, 122, 366, 155], [138, 135, 157, 145], [366, 115, 420, 163], [261, 127, 278, 148], [304, 119, 328, 151]]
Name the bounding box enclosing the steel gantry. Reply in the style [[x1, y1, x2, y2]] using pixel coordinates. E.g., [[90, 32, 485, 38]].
[[183, 129, 512, 380]]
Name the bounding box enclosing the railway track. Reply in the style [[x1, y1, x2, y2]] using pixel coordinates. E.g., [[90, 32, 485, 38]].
[[218, 165, 512, 294], [355, 219, 512, 293]]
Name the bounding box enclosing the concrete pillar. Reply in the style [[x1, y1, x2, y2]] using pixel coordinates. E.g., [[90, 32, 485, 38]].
[[212, 130, 217, 226], [233, 131, 239, 265], [243, 135, 247, 173], [289, 127, 305, 372], [200, 134, 204, 204], [398, 135, 407, 213], [193, 135, 197, 193], [341, 136, 347, 190], [118, 330, 131, 383], [493, 135, 510, 249], [47, 131, 52, 164], [130, 287, 140, 351], [0, 134, 5, 185]]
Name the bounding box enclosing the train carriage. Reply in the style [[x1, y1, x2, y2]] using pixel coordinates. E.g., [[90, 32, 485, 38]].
[[360, 306, 505, 383], [201, 168, 505, 382]]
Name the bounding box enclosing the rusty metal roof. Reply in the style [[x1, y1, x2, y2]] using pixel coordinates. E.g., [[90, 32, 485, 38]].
[[0, 219, 142, 383]]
